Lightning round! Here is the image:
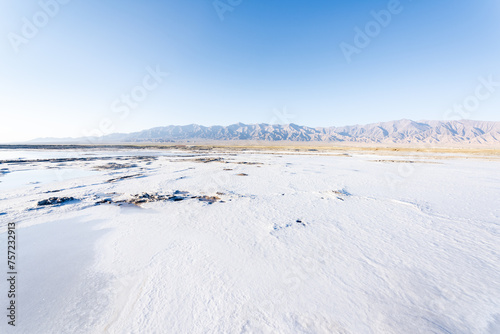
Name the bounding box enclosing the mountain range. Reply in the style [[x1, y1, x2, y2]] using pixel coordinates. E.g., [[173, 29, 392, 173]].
[[31, 119, 500, 145]]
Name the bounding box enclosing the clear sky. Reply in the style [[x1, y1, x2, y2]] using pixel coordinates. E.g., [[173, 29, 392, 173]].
[[1, 0, 500, 142]]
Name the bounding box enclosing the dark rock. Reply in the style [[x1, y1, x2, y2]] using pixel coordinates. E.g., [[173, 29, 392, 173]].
[[37, 197, 76, 206], [106, 174, 143, 183]]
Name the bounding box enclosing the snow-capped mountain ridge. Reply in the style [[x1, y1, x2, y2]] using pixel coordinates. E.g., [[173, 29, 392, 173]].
[[28, 119, 500, 145], [105, 119, 500, 144]]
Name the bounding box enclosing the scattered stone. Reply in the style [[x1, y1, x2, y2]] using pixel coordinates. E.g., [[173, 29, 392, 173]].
[[37, 197, 76, 206], [95, 163, 138, 170], [173, 190, 189, 195], [296, 219, 306, 226], [128, 192, 170, 204], [232, 162, 263, 165], [330, 189, 351, 201], [134, 156, 157, 162], [194, 158, 224, 163], [193, 195, 221, 204], [169, 196, 185, 202], [332, 189, 350, 196], [106, 174, 143, 183], [94, 190, 225, 207], [44, 189, 62, 193], [273, 219, 307, 231], [96, 198, 113, 204]]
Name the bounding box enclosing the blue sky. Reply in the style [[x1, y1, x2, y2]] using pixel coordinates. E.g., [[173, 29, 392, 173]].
[[1, 0, 499, 141]]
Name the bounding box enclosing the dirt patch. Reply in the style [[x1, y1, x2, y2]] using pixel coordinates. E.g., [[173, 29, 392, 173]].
[[321, 189, 351, 201], [192, 195, 221, 204], [331, 189, 351, 196]]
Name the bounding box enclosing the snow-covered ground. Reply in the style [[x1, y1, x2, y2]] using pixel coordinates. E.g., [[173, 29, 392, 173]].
[[0, 149, 499, 333]]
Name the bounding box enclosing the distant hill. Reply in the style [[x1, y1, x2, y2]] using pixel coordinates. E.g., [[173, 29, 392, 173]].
[[30, 120, 500, 145]]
